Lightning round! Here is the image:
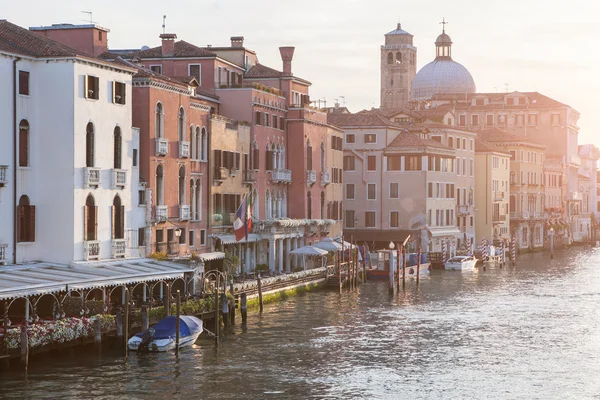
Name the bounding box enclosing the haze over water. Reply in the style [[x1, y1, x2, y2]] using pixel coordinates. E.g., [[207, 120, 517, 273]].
[[2, 248, 600, 399]]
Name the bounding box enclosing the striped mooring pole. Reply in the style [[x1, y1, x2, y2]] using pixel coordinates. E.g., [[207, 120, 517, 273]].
[[510, 236, 516, 266]]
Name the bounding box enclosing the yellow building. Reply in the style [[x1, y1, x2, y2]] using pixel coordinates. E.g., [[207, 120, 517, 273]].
[[325, 125, 344, 237], [474, 139, 510, 246]]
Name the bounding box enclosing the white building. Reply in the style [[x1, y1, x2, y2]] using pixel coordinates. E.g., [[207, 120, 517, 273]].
[[0, 20, 145, 265]]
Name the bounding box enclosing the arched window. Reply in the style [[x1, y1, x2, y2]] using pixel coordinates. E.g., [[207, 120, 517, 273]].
[[19, 120, 30, 167], [112, 195, 124, 240], [155, 102, 164, 138], [17, 195, 35, 242], [84, 194, 97, 241], [396, 52, 402, 63], [510, 195, 516, 213], [85, 122, 94, 167], [190, 125, 195, 159], [320, 192, 325, 219], [113, 126, 122, 169], [387, 52, 393, 64], [306, 140, 313, 171], [156, 164, 165, 206], [196, 178, 202, 221], [266, 190, 271, 219], [320, 142, 325, 171], [307, 191, 312, 219], [178, 107, 186, 141], [178, 166, 186, 206], [201, 127, 207, 161], [190, 179, 196, 220], [282, 190, 287, 218], [195, 127, 201, 160]]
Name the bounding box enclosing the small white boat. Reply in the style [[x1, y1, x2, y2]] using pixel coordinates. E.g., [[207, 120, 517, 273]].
[[128, 315, 203, 352], [444, 255, 478, 271]]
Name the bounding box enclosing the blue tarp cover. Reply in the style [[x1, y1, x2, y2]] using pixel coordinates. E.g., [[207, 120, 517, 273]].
[[136, 316, 202, 340]]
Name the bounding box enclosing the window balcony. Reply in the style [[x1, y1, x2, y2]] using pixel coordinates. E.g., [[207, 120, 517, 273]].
[[167, 241, 179, 256], [272, 169, 292, 184], [510, 211, 530, 219], [84, 167, 101, 188], [156, 138, 169, 156], [321, 171, 331, 186], [0, 244, 7, 265], [456, 205, 473, 216], [111, 169, 126, 189], [0, 165, 8, 187], [179, 205, 191, 221], [494, 191, 504, 201], [179, 141, 190, 158], [156, 242, 167, 253], [307, 170, 317, 186], [156, 205, 168, 221], [492, 214, 506, 223], [214, 166, 229, 185], [84, 240, 100, 261], [111, 239, 126, 258], [243, 170, 256, 184]]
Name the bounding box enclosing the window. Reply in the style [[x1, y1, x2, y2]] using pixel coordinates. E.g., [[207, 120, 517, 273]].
[[367, 183, 376, 200], [264, 112, 270, 127], [528, 114, 538, 126], [475, 99, 484, 106], [387, 53, 393, 64], [188, 230, 195, 247], [133, 149, 138, 167], [346, 183, 355, 199], [19, 70, 29, 95], [150, 65, 162, 74], [155, 103, 164, 138], [518, 97, 526, 105], [390, 183, 399, 199], [405, 155, 421, 171], [364, 134, 376, 144], [178, 107, 186, 141], [113, 126, 122, 169], [516, 114, 524, 126], [112, 81, 126, 104], [387, 156, 401, 171], [470, 140, 473, 151], [19, 120, 29, 167], [188, 64, 201, 81], [200, 229, 207, 246], [178, 166, 186, 206], [280, 117, 285, 130], [272, 115, 278, 129], [83, 194, 96, 242], [448, 137, 454, 147], [156, 164, 165, 206], [551, 114, 560, 126], [306, 142, 313, 170], [390, 211, 399, 228], [345, 210, 355, 228], [138, 228, 146, 247], [458, 115, 466, 126], [255, 111, 262, 125], [428, 182, 433, 198], [346, 134, 355, 144], [307, 191, 312, 218], [365, 211, 376, 228], [138, 189, 146, 205], [343, 155, 355, 171], [486, 114, 494, 126], [84, 75, 99, 100], [201, 127, 208, 161], [367, 156, 376, 171], [507, 98, 514, 106], [471, 114, 479, 126], [112, 196, 125, 240], [462, 138, 466, 150]]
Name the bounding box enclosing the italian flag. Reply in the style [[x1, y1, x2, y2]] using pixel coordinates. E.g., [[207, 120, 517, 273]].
[[247, 192, 253, 233]]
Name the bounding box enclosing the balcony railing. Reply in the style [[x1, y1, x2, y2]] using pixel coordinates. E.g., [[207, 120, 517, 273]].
[[492, 214, 506, 223], [84, 240, 100, 261], [167, 241, 179, 256], [0, 244, 7, 264], [179, 141, 190, 158], [321, 171, 331, 186], [243, 170, 256, 184], [457, 205, 473, 216], [111, 239, 126, 258], [214, 166, 229, 184], [272, 169, 292, 184], [156, 138, 169, 156], [84, 167, 101, 187], [179, 205, 190, 221], [111, 169, 126, 189], [510, 211, 530, 219], [155, 205, 168, 221], [156, 242, 167, 253], [0, 165, 8, 187], [307, 170, 317, 186], [494, 191, 504, 201]]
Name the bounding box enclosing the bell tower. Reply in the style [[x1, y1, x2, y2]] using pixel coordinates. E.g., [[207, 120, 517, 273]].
[[380, 23, 417, 111]]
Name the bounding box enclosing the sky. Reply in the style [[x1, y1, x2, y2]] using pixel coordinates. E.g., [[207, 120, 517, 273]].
[[4, 0, 600, 145]]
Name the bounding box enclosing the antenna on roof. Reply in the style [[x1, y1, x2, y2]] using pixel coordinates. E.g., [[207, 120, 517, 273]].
[[340, 96, 346, 107], [162, 15, 167, 34], [81, 11, 96, 24], [504, 83, 509, 93]]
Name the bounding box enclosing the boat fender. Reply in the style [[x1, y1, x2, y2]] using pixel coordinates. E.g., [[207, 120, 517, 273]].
[[409, 268, 414, 275]]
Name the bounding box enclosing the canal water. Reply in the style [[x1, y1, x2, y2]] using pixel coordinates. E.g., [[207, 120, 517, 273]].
[[2, 248, 600, 399]]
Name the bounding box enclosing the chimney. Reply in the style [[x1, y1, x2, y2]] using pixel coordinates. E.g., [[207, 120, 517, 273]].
[[230, 36, 244, 47], [159, 33, 177, 57], [279, 46, 295, 76]]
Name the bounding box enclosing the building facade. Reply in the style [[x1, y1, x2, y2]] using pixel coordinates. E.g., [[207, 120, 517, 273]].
[[380, 23, 417, 110]]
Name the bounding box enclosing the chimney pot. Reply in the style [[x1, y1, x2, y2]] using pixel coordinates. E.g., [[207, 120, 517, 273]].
[[159, 33, 177, 57], [230, 36, 244, 47], [279, 46, 295, 76]]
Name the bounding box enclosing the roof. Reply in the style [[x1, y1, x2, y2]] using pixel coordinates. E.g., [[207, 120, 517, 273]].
[[0, 19, 85, 57], [412, 59, 476, 101], [386, 23, 411, 36], [0, 259, 194, 300], [475, 138, 510, 155], [386, 131, 450, 150], [29, 23, 109, 33], [431, 91, 573, 110], [245, 63, 282, 78], [477, 128, 546, 148], [135, 40, 216, 58], [327, 110, 406, 128]]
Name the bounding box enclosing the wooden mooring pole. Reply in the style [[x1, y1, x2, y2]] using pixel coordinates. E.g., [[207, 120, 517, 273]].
[[221, 293, 229, 331], [141, 305, 149, 331], [20, 325, 28, 369], [124, 289, 129, 359], [397, 247, 402, 290], [257, 275, 264, 313], [402, 245, 407, 289], [175, 290, 181, 357], [214, 282, 219, 347], [337, 252, 342, 294], [240, 293, 248, 324], [416, 247, 421, 285]]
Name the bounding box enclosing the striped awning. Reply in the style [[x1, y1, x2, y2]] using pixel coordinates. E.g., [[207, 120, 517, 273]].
[[214, 234, 261, 245], [198, 252, 225, 262]]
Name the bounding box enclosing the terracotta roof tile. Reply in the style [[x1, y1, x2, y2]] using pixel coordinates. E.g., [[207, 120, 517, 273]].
[[135, 40, 216, 58], [475, 138, 509, 154], [477, 128, 546, 148], [0, 20, 84, 57], [431, 91, 571, 110], [245, 63, 282, 78], [387, 132, 450, 150]]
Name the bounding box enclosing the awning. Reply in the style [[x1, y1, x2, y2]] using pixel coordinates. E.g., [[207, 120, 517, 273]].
[[214, 234, 261, 245], [342, 229, 412, 243], [0, 259, 194, 300], [198, 252, 225, 262]]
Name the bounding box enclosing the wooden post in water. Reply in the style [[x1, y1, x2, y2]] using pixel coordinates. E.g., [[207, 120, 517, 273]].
[[141, 305, 149, 331], [416, 247, 421, 285], [337, 252, 342, 293], [221, 293, 229, 331], [257, 275, 264, 313], [124, 289, 129, 358], [363, 245, 367, 283], [397, 247, 402, 290], [230, 297, 236, 325], [350, 236, 355, 288], [165, 284, 171, 317], [20, 325, 28, 368], [94, 317, 102, 346], [214, 281, 219, 347], [116, 310, 123, 338], [175, 290, 181, 356], [240, 293, 248, 324], [402, 246, 407, 289]]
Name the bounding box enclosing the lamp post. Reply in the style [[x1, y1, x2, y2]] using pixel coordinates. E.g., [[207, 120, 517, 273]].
[[388, 242, 395, 294], [549, 227, 555, 259]]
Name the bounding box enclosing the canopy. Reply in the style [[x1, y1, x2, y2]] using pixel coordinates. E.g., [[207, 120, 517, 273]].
[[334, 238, 357, 249], [290, 245, 328, 256], [313, 237, 342, 252], [135, 316, 203, 339]]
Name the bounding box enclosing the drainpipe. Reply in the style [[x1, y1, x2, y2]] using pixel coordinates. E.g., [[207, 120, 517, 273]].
[[13, 57, 21, 264]]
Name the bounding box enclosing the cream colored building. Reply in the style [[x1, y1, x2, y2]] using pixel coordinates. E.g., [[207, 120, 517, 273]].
[[474, 139, 510, 246], [325, 125, 344, 237]]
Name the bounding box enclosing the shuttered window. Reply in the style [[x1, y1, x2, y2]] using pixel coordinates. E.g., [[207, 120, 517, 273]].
[[19, 120, 29, 167], [19, 71, 29, 95]]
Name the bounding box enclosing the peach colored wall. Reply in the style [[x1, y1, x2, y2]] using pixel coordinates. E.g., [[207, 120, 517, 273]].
[[33, 27, 107, 57]]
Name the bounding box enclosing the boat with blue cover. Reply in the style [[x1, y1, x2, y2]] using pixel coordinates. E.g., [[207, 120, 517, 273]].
[[128, 315, 203, 352]]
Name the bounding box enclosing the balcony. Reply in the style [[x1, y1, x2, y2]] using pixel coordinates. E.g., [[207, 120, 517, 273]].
[[167, 241, 179, 256], [271, 169, 292, 184], [179, 141, 190, 158], [84, 167, 101, 188], [243, 170, 256, 184], [0, 244, 7, 264], [155, 205, 168, 221], [0, 165, 8, 187], [111, 169, 126, 189], [306, 170, 317, 186], [321, 171, 331, 186], [111, 239, 126, 258], [156, 242, 167, 253], [179, 205, 191, 221], [457, 205, 473, 216], [84, 240, 100, 261], [494, 191, 504, 201], [492, 214, 506, 223], [156, 138, 169, 156], [510, 211, 530, 219], [214, 166, 229, 185]]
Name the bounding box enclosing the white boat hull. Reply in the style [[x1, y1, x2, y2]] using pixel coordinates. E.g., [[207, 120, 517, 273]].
[[403, 263, 431, 278], [127, 330, 202, 352], [444, 259, 478, 271]]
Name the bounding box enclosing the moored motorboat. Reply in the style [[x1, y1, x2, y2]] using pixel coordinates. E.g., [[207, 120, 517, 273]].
[[444, 255, 478, 271], [366, 250, 431, 280], [128, 315, 203, 352]]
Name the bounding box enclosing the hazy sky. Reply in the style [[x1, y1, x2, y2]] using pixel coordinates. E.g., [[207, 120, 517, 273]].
[[5, 0, 600, 145]]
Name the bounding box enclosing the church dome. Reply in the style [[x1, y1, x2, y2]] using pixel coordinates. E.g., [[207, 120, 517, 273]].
[[411, 25, 476, 101]]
